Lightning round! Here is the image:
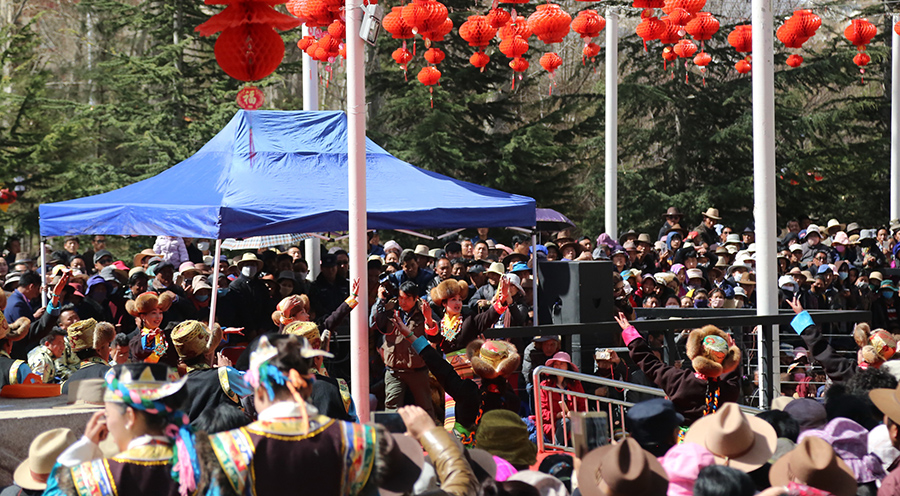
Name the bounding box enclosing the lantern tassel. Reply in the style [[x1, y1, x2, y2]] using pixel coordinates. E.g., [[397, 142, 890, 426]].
[[684, 61, 689, 84], [429, 87, 433, 108], [642, 40, 647, 52]]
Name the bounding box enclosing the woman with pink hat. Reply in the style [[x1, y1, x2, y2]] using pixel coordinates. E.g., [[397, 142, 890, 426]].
[[539, 351, 588, 443]]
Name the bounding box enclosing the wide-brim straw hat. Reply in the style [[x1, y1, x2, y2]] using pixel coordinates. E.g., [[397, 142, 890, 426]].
[[702, 208, 722, 220], [236, 252, 264, 270], [683, 403, 777, 472], [132, 249, 161, 268]]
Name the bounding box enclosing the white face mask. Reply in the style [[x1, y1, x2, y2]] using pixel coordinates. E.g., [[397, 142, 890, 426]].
[[241, 265, 258, 278], [198, 242, 210, 251]]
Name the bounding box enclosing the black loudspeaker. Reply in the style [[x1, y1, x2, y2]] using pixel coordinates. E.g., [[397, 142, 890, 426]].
[[537, 260, 615, 370]]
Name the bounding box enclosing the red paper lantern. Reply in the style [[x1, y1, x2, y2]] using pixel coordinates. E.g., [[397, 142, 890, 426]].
[[786, 54, 803, 67], [684, 12, 718, 43], [571, 10, 605, 40], [424, 47, 445, 64], [583, 42, 600, 59], [383, 7, 414, 39], [661, 46, 677, 70], [667, 8, 691, 26], [635, 16, 664, 51], [488, 8, 511, 29], [417, 66, 441, 107], [499, 36, 529, 58], [459, 15, 497, 47], [693, 51, 710, 66], [392, 46, 413, 79], [727, 25, 752, 53], [667, 0, 705, 15], [787, 10, 820, 38], [470, 50, 490, 69], [776, 23, 807, 49], [417, 66, 440, 85], [500, 18, 532, 40], [236, 86, 265, 110], [844, 19, 876, 48], [527, 3, 571, 44], [540, 52, 562, 73], [327, 19, 346, 38], [853, 52, 870, 67], [632, 0, 664, 9], [297, 35, 316, 51], [197, 3, 301, 36], [658, 18, 682, 44], [895, 21, 900, 37], [392, 47, 413, 64], [214, 25, 285, 82], [510, 57, 529, 72], [673, 38, 696, 58], [428, 18, 454, 41], [735, 59, 751, 74]]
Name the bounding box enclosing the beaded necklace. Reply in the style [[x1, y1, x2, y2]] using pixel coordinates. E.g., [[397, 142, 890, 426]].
[[441, 313, 462, 342], [704, 379, 720, 416]]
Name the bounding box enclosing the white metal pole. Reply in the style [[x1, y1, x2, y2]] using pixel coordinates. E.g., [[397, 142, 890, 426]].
[[40, 239, 47, 307], [892, 14, 900, 221], [302, 25, 319, 113], [531, 233, 538, 326], [605, 9, 618, 240], [347, 0, 369, 421], [208, 239, 222, 326], [752, 0, 777, 409], [303, 24, 322, 283]]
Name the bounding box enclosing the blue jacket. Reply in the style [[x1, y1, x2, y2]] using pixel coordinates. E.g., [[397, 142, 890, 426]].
[[389, 268, 438, 298], [4, 289, 33, 324]]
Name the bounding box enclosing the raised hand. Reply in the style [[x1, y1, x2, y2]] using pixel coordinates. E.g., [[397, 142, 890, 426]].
[[787, 296, 804, 315], [613, 311, 631, 331]]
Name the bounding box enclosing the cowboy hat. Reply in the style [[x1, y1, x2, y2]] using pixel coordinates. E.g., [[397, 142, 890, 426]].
[[769, 436, 856, 496], [413, 244, 432, 258], [666, 224, 688, 237], [577, 437, 669, 496], [826, 219, 846, 235], [236, 252, 264, 270], [701, 208, 722, 220], [661, 207, 683, 218], [683, 403, 777, 472], [637, 233, 653, 245], [502, 252, 529, 268], [132, 248, 161, 268], [870, 382, 900, 425], [737, 272, 756, 286], [14, 428, 77, 490]]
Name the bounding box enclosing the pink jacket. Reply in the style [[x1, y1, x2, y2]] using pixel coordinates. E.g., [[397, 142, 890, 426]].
[[153, 236, 189, 267]]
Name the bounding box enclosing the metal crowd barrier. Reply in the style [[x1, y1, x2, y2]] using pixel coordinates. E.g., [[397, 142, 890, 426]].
[[531, 365, 761, 454]]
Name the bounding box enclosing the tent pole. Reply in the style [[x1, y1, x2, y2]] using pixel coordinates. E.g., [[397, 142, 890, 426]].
[[531, 233, 538, 326], [306, 238, 321, 281], [347, 0, 370, 421], [604, 8, 618, 240], [209, 239, 222, 327], [752, 0, 777, 409], [40, 238, 48, 307], [892, 13, 900, 221]]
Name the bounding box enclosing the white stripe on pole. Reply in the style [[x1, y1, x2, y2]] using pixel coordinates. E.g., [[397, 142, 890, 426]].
[[892, 14, 900, 221], [752, 0, 777, 409], [302, 24, 322, 282], [208, 239, 222, 326], [40, 239, 48, 307], [347, 0, 370, 421], [532, 233, 538, 326], [605, 9, 618, 240]]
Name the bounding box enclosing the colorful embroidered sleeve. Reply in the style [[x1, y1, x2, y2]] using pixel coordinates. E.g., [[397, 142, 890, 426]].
[[70, 458, 117, 496], [340, 421, 377, 496], [208, 429, 255, 496]]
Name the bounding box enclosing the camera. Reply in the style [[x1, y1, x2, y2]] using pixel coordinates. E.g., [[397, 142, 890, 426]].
[[594, 349, 611, 361], [378, 272, 398, 299]]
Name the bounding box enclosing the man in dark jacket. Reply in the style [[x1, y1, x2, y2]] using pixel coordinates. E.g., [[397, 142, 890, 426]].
[[371, 280, 436, 420], [5, 271, 42, 324], [388, 250, 438, 299], [658, 207, 684, 242], [310, 254, 350, 320], [693, 208, 721, 248], [228, 253, 275, 336]]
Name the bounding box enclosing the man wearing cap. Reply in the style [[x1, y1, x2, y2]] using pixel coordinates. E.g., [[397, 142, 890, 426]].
[[310, 253, 351, 318], [801, 225, 831, 264], [633, 234, 659, 274], [172, 320, 247, 422], [468, 262, 503, 312], [388, 250, 438, 299], [693, 208, 721, 248]]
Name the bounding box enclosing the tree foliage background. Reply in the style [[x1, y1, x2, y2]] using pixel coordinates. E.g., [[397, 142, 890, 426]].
[[0, 0, 893, 246]]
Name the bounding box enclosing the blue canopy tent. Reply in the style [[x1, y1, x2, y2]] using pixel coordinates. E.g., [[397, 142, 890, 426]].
[[39, 110, 536, 238]]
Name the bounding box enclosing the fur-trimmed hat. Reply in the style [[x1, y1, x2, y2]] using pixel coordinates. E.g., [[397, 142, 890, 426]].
[[125, 291, 175, 317], [685, 326, 740, 379], [272, 295, 310, 326], [467, 339, 520, 379], [68, 319, 116, 352], [853, 323, 896, 369], [430, 279, 469, 306], [0, 313, 29, 342], [283, 321, 322, 348]]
